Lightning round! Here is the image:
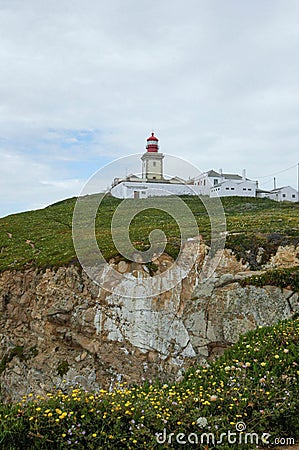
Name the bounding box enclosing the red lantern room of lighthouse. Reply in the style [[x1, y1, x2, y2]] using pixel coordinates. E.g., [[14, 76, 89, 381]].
[[146, 132, 159, 152], [141, 132, 164, 181]]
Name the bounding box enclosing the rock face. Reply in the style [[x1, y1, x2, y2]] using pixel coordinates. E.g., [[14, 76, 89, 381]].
[[0, 245, 298, 403]]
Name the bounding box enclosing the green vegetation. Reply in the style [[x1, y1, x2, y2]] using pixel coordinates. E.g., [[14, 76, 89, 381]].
[[240, 266, 299, 292], [0, 318, 298, 449], [0, 346, 25, 375], [56, 361, 70, 378], [0, 346, 39, 375], [0, 195, 298, 273]]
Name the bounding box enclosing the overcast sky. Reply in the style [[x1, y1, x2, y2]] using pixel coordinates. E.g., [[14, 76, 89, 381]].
[[0, 0, 298, 217]]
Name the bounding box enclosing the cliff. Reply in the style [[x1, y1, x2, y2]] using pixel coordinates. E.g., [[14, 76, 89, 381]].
[[1, 243, 298, 403]]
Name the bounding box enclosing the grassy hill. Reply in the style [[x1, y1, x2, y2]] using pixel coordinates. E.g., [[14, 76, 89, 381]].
[[0, 195, 298, 273]]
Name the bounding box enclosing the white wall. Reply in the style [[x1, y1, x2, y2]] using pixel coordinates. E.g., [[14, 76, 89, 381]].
[[110, 181, 202, 199], [268, 186, 298, 202], [210, 180, 256, 198], [192, 173, 221, 196]]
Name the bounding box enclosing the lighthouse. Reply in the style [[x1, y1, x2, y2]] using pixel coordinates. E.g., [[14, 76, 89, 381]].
[[141, 132, 164, 181]]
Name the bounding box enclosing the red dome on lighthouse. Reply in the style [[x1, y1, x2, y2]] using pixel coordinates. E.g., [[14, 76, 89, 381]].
[[146, 132, 159, 152]]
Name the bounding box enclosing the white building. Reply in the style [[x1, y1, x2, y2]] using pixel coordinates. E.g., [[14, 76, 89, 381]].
[[110, 180, 199, 199], [110, 133, 298, 202], [191, 169, 257, 198], [257, 186, 298, 202], [210, 179, 257, 198], [110, 133, 200, 199]]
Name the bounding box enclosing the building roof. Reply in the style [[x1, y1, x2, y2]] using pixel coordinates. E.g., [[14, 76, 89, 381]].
[[270, 186, 289, 193], [223, 173, 243, 180], [147, 132, 158, 141], [206, 170, 245, 181], [207, 170, 221, 177], [168, 176, 186, 184], [256, 188, 271, 193]]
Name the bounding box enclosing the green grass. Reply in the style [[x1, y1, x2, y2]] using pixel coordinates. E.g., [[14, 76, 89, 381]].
[[240, 266, 299, 292], [0, 318, 298, 449], [0, 195, 298, 272]]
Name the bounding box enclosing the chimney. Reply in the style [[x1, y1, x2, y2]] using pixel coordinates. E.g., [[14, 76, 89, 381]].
[[219, 168, 223, 181], [242, 169, 246, 181]]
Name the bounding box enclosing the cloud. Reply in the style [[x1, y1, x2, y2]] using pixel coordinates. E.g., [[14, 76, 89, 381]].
[[0, 0, 299, 216], [0, 148, 84, 217]]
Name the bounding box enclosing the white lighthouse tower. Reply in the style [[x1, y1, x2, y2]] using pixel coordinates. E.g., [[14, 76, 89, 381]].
[[141, 132, 164, 181]]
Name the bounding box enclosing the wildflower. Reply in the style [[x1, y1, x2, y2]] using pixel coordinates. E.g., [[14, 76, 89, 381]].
[[196, 417, 208, 428]]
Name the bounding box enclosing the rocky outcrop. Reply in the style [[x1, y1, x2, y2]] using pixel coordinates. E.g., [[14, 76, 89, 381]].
[[0, 245, 298, 403], [264, 244, 299, 269]]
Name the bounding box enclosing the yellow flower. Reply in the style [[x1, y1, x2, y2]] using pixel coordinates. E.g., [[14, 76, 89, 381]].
[[261, 362, 266, 367], [274, 355, 279, 359], [92, 433, 97, 437]]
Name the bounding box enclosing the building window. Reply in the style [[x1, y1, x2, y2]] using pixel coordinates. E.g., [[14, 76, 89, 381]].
[[153, 176, 156, 180], [243, 188, 246, 190], [231, 187, 235, 190], [225, 187, 230, 190], [248, 188, 252, 191], [214, 179, 218, 186], [282, 194, 286, 197], [292, 194, 296, 198], [153, 162, 156, 167]]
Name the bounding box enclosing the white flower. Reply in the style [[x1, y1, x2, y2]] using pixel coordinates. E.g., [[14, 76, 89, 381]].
[[196, 417, 208, 428]]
